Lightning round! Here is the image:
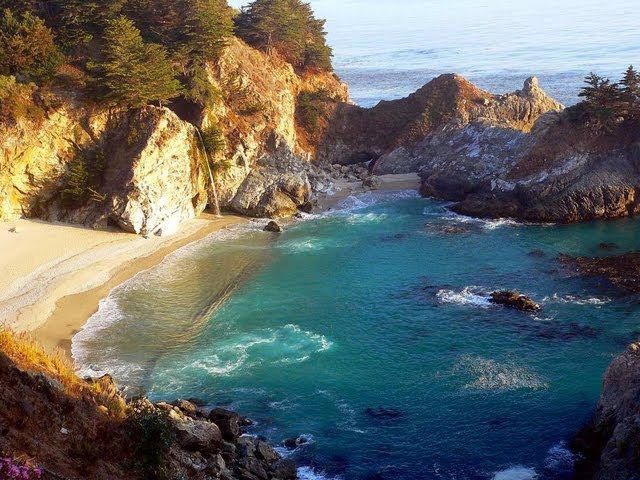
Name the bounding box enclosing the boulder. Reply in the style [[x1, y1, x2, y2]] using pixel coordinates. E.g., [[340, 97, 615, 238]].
[[489, 291, 541, 312], [363, 176, 382, 190], [231, 145, 314, 218], [272, 459, 297, 480], [172, 418, 223, 452], [264, 221, 283, 233], [208, 408, 246, 441], [255, 441, 280, 463]]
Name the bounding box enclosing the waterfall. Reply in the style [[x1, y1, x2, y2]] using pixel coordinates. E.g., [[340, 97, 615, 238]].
[[195, 127, 222, 217]]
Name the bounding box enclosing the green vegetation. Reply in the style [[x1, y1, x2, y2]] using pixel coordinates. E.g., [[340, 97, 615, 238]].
[[0, 9, 62, 82], [0, 0, 331, 108], [236, 0, 333, 71], [573, 66, 640, 131], [297, 90, 329, 134], [0, 75, 45, 125], [96, 16, 182, 108], [125, 400, 175, 479], [61, 147, 107, 207]]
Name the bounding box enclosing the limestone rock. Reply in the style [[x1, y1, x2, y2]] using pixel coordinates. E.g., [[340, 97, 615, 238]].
[[230, 145, 314, 218]]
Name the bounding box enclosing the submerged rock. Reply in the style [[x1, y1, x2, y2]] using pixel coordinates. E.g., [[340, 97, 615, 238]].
[[598, 242, 620, 251], [365, 407, 403, 420], [490, 291, 541, 312], [559, 252, 640, 293]]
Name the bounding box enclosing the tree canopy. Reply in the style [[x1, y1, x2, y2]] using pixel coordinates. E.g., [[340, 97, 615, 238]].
[[236, 0, 333, 71], [576, 66, 640, 130], [97, 16, 182, 108], [0, 9, 62, 81]]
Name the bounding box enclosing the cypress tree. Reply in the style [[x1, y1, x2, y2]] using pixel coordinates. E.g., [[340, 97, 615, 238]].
[[620, 65, 640, 117], [98, 16, 182, 108]]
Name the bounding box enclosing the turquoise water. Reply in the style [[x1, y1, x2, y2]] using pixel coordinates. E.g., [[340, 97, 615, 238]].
[[74, 192, 640, 479], [230, 0, 640, 107]]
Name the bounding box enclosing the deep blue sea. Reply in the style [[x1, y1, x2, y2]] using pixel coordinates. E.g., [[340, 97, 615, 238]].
[[74, 192, 640, 480], [232, 0, 640, 107]]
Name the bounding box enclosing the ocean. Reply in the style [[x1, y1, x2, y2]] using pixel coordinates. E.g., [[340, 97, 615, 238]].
[[232, 0, 640, 107], [74, 192, 640, 479], [73, 3, 640, 478]]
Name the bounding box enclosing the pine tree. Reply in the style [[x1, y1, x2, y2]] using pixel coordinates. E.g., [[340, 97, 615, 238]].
[[0, 8, 63, 81], [98, 16, 182, 108], [236, 0, 332, 71], [620, 65, 640, 117], [578, 72, 623, 131]]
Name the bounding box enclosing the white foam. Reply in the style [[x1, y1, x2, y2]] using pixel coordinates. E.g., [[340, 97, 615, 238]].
[[334, 189, 420, 213], [436, 286, 492, 308], [542, 293, 610, 306], [453, 355, 548, 391], [544, 441, 577, 472], [297, 466, 343, 480], [492, 466, 538, 480]]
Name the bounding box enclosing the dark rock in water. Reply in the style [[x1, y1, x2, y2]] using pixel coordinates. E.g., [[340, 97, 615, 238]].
[[598, 242, 619, 251], [380, 232, 411, 242], [490, 290, 541, 312], [528, 249, 546, 257], [272, 459, 297, 480], [424, 223, 471, 235], [264, 221, 283, 233], [365, 407, 403, 419], [282, 436, 308, 450], [559, 252, 640, 294], [209, 408, 248, 441], [536, 322, 600, 341]]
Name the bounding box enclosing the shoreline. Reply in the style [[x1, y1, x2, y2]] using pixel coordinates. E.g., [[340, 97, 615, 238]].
[[0, 173, 421, 361], [0, 214, 247, 356]]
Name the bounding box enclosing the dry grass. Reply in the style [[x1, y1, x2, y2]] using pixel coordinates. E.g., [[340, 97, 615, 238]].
[[0, 329, 127, 417]]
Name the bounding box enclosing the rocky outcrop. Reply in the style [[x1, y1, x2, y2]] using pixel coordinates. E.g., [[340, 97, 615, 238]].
[[0, 37, 349, 233], [573, 343, 640, 480], [230, 145, 315, 217], [316, 74, 562, 167], [489, 291, 541, 312], [559, 252, 640, 293]]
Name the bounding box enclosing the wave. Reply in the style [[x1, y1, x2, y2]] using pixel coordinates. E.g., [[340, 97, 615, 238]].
[[333, 190, 420, 213], [544, 441, 577, 474], [436, 286, 492, 308], [453, 355, 548, 391], [429, 208, 553, 230], [542, 293, 610, 306], [297, 466, 343, 480], [492, 466, 538, 480]]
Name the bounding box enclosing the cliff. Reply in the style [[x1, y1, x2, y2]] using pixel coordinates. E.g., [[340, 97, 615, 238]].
[[573, 343, 640, 480], [0, 38, 348, 234], [0, 330, 297, 480]]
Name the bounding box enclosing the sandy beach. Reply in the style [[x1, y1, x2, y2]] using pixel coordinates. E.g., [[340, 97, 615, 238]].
[[0, 173, 421, 358], [0, 214, 246, 354]]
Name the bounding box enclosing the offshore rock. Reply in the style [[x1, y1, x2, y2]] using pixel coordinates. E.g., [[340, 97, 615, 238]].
[[559, 252, 640, 293], [264, 221, 283, 233], [490, 291, 541, 312]]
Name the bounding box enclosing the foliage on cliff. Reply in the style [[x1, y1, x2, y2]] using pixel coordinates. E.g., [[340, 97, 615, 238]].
[[235, 0, 333, 72], [0, 0, 332, 111], [571, 66, 640, 131]]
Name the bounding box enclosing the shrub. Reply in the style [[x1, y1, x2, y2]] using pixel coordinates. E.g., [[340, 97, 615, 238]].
[[297, 89, 331, 135], [125, 400, 175, 479], [0, 75, 45, 125], [61, 147, 107, 208], [0, 9, 63, 82], [0, 457, 42, 479]]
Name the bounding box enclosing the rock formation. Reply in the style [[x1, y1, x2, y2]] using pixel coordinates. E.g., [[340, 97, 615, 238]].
[[489, 291, 541, 312], [0, 38, 348, 234], [573, 343, 640, 480], [559, 252, 640, 294]]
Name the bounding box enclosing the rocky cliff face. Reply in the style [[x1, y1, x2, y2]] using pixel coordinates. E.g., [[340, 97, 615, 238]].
[[0, 38, 348, 232], [573, 343, 640, 480], [316, 74, 563, 167]]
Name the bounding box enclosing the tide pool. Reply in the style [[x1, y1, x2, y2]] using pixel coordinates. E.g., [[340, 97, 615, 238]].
[[74, 191, 640, 479]]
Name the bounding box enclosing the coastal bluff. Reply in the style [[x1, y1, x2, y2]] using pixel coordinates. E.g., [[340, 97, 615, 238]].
[[573, 343, 640, 480]]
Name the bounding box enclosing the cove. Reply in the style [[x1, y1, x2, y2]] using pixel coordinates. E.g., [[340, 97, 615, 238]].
[[73, 191, 640, 480]]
